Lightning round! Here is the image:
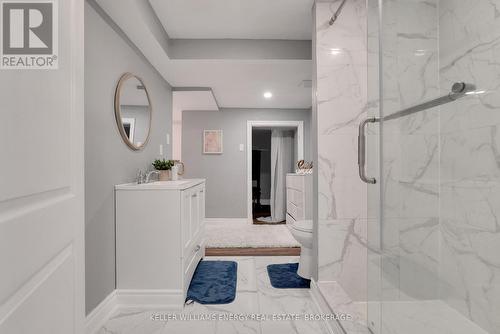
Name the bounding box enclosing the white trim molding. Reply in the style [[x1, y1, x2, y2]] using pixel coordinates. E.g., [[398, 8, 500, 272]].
[[85, 291, 118, 334], [85, 289, 184, 334], [115, 289, 184, 311], [246, 120, 304, 222], [309, 280, 345, 334]]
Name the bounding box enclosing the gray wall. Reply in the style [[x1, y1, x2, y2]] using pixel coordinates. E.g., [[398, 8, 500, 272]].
[[182, 108, 311, 218], [169, 39, 312, 60], [85, 1, 172, 315]]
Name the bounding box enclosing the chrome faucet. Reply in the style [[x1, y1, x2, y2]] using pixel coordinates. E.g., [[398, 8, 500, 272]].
[[145, 170, 160, 183], [136, 170, 144, 184]]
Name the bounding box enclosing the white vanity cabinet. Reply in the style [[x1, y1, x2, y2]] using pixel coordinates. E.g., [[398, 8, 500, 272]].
[[180, 182, 206, 293], [115, 179, 205, 307]]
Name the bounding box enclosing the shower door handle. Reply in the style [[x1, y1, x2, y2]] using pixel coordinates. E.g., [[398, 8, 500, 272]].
[[358, 117, 377, 184]]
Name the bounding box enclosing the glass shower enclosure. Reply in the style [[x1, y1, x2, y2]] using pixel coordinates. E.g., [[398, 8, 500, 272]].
[[365, 1, 500, 333]]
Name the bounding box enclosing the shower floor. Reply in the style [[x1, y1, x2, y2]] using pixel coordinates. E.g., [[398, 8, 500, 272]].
[[317, 281, 488, 334]]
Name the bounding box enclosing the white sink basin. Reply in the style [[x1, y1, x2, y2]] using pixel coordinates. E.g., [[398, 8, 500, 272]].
[[115, 179, 205, 190]]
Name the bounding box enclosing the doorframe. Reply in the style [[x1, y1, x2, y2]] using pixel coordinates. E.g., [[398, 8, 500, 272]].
[[246, 120, 304, 223]]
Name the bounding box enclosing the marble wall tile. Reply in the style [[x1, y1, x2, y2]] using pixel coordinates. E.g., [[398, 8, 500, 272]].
[[318, 219, 368, 302], [439, 0, 500, 134], [318, 1, 500, 333], [366, 0, 380, 231], [315, 0, 368, 138], [318, 220, 352, 281], [378, 0, 441, 304], [439, 182, 500, 333], [440, 126, 500, 183], [317, 133, 367, 221], [438, 1, 500, 332], [337, 218, 368, 302], [380, 0, 440, 136], [315, 0, 369, 299], [398, 218, 440, 300]]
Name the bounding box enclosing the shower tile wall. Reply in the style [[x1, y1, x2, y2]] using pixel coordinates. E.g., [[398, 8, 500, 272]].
[[366, 0, 382, 326], [379, 0, 441, 301], [315, 0, 369, 302], [439, 0, 500, 332], [316, 1, 500, 333], [378, 0, 500, 332]]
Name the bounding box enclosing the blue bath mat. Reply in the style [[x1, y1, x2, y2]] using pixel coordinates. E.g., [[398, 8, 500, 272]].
[[186, 261, 237, 304], [267, 263, 310, 289]]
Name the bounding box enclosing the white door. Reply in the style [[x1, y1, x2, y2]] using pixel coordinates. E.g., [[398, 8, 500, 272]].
[[0, 0, 84, 333]]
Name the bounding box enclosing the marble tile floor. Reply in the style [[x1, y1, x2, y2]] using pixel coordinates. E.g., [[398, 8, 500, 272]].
[[317, 281, 489, 334], [97, 256, 328, 334], [379, 300, 489, 334]]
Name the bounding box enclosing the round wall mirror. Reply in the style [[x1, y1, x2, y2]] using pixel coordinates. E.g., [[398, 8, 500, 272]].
[[114, 73, 152, 150]]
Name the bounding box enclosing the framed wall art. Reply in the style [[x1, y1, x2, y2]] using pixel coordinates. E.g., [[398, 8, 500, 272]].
[[203, 130, 223, 154]]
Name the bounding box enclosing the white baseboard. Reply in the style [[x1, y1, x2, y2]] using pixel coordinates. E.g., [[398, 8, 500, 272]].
[[204, 218, 249, 225], [309, 280, 345, 334], [115, 289, 184, 311], [85, 290, 118, 334], [85, 289, 184, 334], [88, 283, 344, 334]]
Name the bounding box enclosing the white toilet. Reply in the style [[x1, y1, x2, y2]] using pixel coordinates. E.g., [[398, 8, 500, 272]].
[[288, 219, 313, 279]]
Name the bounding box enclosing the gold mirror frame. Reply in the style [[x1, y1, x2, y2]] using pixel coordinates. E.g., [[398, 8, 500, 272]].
[[114, 72, 152, 151]]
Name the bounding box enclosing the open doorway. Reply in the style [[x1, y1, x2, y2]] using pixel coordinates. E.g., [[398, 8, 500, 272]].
[[247, 120, 304, 224], [252, 129, 272, 222], [252, 128, 296, 224]]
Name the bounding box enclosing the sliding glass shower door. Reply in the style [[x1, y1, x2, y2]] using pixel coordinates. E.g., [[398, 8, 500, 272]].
[[367, 1, 500, 333]]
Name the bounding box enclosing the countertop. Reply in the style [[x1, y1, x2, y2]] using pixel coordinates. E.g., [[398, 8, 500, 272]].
[[115, 179, 205, 191]]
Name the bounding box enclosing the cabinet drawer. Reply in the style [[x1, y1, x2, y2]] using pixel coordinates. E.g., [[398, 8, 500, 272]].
[[286, 175, 304, 191], [287, 201, 304, 221], [286, 188, 303, 206], [286, 200, 295, 218]]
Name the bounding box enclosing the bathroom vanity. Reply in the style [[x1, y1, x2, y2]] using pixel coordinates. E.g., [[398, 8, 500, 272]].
[[115, 179, 205, 307]]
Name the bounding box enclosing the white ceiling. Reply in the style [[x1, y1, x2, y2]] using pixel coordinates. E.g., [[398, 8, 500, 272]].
[[172, 90, 219, 112], [95, 0, 313, 109], [165, 60, 312, 109], [149, 0, 314, 40]]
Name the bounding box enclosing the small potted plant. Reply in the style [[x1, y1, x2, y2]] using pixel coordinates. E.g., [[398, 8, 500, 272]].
[[152, 159, 175, 181]]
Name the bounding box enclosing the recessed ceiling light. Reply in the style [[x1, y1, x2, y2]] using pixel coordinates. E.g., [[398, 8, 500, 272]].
[[263, 92, 273, 99]]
